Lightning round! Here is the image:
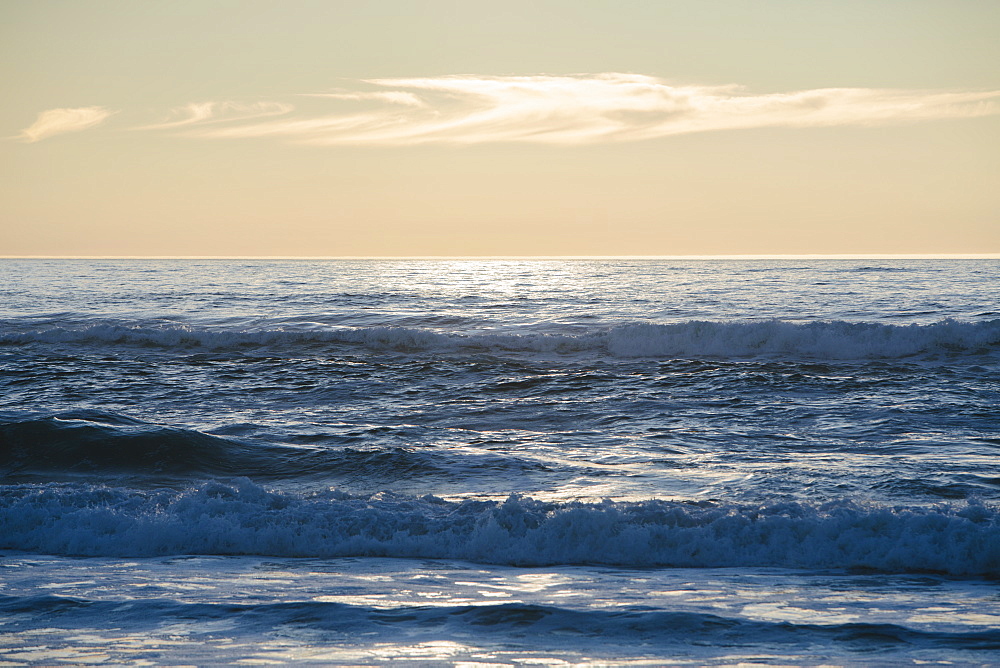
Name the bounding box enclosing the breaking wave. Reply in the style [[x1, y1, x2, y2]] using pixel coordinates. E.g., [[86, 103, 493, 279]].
[[1, 479, 996, 576]]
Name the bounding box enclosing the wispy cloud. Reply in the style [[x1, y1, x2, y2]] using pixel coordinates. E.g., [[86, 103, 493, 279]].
[[23, 75, 1000, 147], [18, 106, 115, 142], [186, 74, 1000, 146], [136, 101, 294, 130]]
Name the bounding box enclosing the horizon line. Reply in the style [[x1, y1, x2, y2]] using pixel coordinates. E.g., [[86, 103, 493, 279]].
[[2, 254, 1000, 261]]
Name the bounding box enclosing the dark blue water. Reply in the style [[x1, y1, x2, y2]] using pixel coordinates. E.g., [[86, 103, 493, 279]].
[[1, 258, 998, 665]]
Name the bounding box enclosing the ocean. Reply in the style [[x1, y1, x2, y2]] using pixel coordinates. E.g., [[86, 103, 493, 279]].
[[1, 258, 998, 666]]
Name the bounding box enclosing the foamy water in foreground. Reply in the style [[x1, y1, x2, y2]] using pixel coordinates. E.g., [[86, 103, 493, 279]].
[[1, 258, 998, 665]]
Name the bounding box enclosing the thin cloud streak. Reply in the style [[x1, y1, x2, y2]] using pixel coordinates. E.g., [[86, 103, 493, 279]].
[[18, 107, 115, 142], [137, 101, 294, 130], [187, 74, 1000, 146], [301, 90, 426, 107]]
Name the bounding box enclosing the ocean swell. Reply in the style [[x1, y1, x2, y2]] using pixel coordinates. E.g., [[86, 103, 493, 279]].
[[0, 414, 452, 481]]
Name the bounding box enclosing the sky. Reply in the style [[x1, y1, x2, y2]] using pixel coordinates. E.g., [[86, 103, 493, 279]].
[[2, 1, 999, 256]]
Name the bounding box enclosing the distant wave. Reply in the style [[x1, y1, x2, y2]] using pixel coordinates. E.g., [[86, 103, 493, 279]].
[[4, 596, 998, 651], [604, 319, 1000, 359], [850, 266, 914, 272], [1, 479, 996, 576], [2, 318, 999, 360]]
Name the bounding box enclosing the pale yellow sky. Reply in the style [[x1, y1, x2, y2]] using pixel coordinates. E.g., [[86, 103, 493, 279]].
[[2, 1, 999, 256]]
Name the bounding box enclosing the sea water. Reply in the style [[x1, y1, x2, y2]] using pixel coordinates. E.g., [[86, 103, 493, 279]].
[[0, 258, 998, 666]]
